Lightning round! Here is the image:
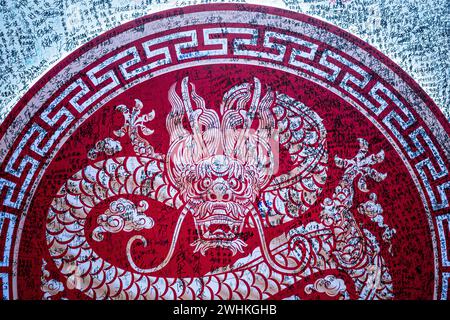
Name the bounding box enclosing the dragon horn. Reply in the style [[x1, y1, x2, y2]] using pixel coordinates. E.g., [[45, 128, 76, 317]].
[[180, 77, 210, 157], [235, 77, 262, 153]]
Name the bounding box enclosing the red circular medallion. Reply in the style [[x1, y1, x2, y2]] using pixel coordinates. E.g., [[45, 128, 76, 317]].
[[0, 4, 449, 300]]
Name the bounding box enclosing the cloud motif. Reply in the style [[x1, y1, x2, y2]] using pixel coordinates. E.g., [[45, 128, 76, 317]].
[[304, 275, 348, 298], [92, 198, 154, 242]]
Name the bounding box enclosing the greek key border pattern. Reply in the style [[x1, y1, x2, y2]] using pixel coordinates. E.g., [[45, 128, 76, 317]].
[[0, 24, 448, 299]]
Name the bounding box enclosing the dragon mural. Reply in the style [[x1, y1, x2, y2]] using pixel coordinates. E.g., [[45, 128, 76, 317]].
[[45, 77, 395, 300]]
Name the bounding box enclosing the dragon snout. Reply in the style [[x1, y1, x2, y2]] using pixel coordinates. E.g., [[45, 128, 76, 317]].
[[206, 182, 233, 201]]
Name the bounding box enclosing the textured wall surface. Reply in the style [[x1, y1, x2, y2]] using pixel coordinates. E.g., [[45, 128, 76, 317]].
[[1, 2, 449, 301], [0, 0, 449, 122]]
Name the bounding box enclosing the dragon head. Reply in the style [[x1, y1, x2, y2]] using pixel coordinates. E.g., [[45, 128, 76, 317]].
[[166, 77, 277, 255]]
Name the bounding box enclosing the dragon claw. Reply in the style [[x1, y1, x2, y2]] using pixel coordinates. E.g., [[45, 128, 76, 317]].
[[111, 99, 160, 158], [336, 139, 387, 192]]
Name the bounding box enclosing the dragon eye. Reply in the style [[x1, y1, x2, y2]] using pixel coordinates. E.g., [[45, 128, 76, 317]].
[[229, 177, 241, 190], [201, 177, 211, 189], [192, 177, 211, 194]]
